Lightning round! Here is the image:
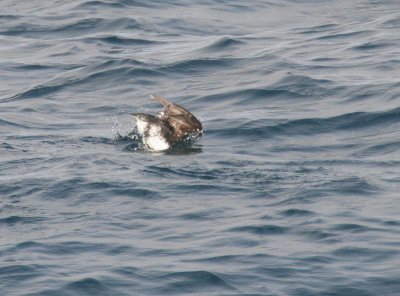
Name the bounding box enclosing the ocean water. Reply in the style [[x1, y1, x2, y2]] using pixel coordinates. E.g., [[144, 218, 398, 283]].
[[1, 0, 400, 295]]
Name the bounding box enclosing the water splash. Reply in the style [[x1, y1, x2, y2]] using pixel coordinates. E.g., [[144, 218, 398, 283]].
[[108, 111, 136, 139], [107, 111, 145, 151]]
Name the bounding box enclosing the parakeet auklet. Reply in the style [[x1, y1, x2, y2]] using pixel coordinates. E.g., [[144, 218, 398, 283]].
[[131, 95, 203, 151]]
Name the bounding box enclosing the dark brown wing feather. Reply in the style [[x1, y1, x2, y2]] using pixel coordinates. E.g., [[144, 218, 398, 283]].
[[150, 94, 202, 137]]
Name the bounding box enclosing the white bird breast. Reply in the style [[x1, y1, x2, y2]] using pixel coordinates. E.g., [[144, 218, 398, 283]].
[[136, 119, 170, 151]]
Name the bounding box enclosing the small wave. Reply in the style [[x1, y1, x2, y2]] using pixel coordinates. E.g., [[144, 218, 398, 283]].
[[85, 35, 159, 46], [158, 270, 237, 293], [315, 30, 372, 41], [200, 36, 244, 52], [270, 74, 335, 97], [314, 176, 378, 196], [211, 107, 400, 140], [178, 210, 219, 221], [0, 216, 46, 225], [159, 57, 236, 74], [352, 40, 392, 51], [64, 277, 112, 294], [13, 63, 63, 71], [0, 17, 141, 38], [299, 229, 338, 242], [14, 241, 43, 250], [332, 246, 399, 263], [76, 0, 156, 9], [86, 105, 120, 113], [297, 255, 334, 264], [332, 246, 373, 257], [0, 173, 46, 198], [41, 177, 162, 201], [0, 142, 15, 150], [383, 220, 400, 226], [297, 23, 339, 35], [199, 74, 338, 107], [278, 208, 315, 217], [251, 266, 297, 279], [1, 84, 66, 102], [381, 15, 400, 28], [0, 264, 47, 286], [157, 18, 215, 35], [80, 136, 115, 145], [0, 118, 30, 129], [1, 60, 152, 103], [318, 286, 378, 296], [354, 139, 400, 158], [200, 88, 308, 107], [332, 223, 374, 233], [75, 0, 127, 9], [229, 224, 287, 235], [142, 165, 224, 180], [0, 15, 19, 21]]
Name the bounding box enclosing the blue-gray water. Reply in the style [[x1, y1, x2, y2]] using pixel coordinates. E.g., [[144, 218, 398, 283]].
[[1, 0, 400, 295]]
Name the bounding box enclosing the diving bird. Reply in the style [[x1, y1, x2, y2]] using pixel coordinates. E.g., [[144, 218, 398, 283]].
[[131, 94, 203, 151]]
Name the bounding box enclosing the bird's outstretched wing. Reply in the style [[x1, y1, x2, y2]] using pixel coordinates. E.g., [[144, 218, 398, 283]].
[[150, 94, 202, 136]]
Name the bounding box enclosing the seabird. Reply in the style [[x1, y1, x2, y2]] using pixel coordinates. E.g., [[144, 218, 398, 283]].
[[131, 94, 203, 151]]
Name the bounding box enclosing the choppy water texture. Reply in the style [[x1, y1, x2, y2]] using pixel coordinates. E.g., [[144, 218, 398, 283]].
[[1, 0, 400, 295]]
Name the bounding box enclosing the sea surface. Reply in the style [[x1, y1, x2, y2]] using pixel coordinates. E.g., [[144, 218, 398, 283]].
[[1, 0, 400, 295]]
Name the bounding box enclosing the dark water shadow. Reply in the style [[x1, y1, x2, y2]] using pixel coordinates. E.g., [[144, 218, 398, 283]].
[[115, 130, 203, 155], [165, 143, 203, 155]]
